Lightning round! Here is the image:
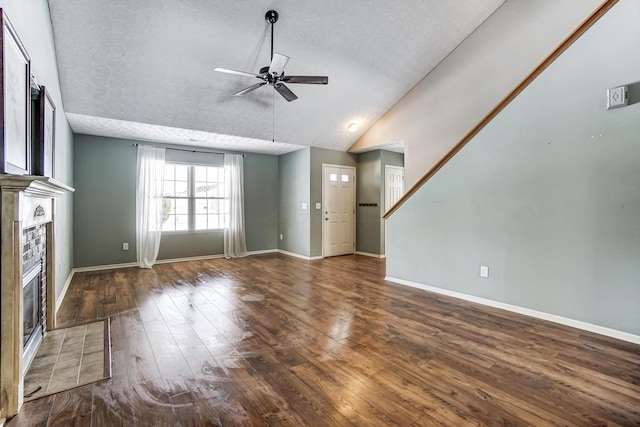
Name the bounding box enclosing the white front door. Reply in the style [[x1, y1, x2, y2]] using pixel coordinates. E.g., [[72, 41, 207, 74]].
[[322, 165, 355, 257], [385, 165, 404, 211]]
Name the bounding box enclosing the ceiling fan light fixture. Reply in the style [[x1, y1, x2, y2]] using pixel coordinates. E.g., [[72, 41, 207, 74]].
[[347, 123, 358, 133], [268, 53, 290, 77]]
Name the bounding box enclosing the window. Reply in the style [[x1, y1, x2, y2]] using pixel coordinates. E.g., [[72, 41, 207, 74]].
[[162, 163, 228, 232]]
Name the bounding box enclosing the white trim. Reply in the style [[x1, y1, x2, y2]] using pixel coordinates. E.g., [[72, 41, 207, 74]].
[[72, 254, 227, 273], [385, 276, 640, 345], [355, 251, 386, 259], [277, 249, 323, 261], [155, 254, 224, 264], [57, 250, 278, 312], [247, 249, 278, 256], [73, 262, 139, 273], [72, 250, 281, 274], [55, 269, 75, 312]]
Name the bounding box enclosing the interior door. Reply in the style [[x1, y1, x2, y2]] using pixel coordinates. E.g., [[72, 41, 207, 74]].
[[385, 165, 405, 211], [323, 165, 355, 257]]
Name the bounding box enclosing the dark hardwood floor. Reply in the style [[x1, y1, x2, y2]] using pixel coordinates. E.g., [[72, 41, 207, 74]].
[[8, 254, 640, 426]]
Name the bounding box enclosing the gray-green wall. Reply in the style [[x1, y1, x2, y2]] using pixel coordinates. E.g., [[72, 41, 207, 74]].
[[386, 0, 640, 335], [277, 148, 310, 256], [276, 147, 358, 258], [356, 150, 404, 256], [356, 151, 382, 255], [0, 0, 75, 302], [73, 135, 278, 267]]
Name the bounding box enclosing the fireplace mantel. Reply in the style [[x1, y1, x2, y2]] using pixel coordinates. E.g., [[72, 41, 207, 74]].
[[0, 174, 74, 197], [0, 174, 74, 418]]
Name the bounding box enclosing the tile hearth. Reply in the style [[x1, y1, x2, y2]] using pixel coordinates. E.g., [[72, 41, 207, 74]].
[[23, 320, 111, 401]]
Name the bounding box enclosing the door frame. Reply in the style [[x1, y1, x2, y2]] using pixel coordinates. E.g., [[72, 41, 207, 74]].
[[321, 163, 356, 258]]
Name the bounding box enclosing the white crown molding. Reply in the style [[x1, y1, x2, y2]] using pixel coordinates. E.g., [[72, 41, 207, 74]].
[[385, 276, 640, 345]]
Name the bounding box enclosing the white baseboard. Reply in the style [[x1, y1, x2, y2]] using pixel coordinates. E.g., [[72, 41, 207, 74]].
[[277, 249, 323, 261], [56, 269, 75, 313], [74, 250, 280, 273], [155, 254, 224, 264], [58, 251, 275, 312], [74, 262, 138, 272], [355, 251, 386, 259], [385, 276, 640, 345], [247, 249, 278, 256]]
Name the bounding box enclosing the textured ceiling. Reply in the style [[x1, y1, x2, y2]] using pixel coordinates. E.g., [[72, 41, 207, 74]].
[[48, 0, 505, 155]]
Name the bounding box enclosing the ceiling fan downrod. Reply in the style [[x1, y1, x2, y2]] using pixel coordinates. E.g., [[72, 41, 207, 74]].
[[265, 10, 278, 61]]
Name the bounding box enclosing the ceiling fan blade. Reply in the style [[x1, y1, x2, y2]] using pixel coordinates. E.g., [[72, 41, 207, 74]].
[[214, 68, 260, 78], [274, 83, 298, 102], [268, 53, 290, 77], [233, 82, 267, 96], [280, 75, 328, 85]]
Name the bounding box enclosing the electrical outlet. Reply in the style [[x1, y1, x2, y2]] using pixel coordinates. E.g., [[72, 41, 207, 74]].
[[480, 265, 489, 278], [302, 203, 308, 210], [122, 242, 129, 251], [279, 234, 283, 240]]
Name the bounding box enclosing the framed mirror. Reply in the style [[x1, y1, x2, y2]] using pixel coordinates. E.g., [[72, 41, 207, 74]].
[[32, 84, 55, 178], [0, 9, 31, 175]]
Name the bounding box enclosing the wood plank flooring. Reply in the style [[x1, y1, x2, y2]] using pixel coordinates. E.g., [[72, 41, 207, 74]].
[[8, 254, 640, 426]]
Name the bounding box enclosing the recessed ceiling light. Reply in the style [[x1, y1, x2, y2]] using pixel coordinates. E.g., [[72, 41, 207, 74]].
[[347, 123, 358, 133]]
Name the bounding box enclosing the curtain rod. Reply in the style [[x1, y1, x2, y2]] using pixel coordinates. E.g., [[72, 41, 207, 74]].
[[133, 143, 245, 157]]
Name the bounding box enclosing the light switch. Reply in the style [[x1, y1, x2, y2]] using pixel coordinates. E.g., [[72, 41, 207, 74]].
[[315, 203, 321, 210], [480, 265, 489, 278], [302, 203, 307, 210]]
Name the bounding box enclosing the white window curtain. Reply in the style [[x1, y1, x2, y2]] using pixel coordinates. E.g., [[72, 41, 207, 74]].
[[136, 145, 165, 268], [224, 154, 248, 258]]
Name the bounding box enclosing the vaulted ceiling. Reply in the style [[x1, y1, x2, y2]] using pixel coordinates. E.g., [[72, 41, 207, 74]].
[[48, 0, 505, 155]]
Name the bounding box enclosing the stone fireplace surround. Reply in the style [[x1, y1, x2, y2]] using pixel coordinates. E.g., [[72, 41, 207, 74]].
[[0, 175, 73, 419]]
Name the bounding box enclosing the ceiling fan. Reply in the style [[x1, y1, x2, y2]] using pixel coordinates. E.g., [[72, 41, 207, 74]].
[[214, 10, 328, 102]]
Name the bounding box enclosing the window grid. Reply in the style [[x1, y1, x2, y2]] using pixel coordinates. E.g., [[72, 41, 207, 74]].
[[162, 163, 227, 232]]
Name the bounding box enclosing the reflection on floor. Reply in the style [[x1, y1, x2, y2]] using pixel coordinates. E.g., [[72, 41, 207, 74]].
[[8, 254, 640, 426], [23, 320, 111, 401]]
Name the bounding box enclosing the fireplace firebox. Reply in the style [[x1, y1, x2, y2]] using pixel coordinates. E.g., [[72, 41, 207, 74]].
[[22, 262, 43, 371]]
